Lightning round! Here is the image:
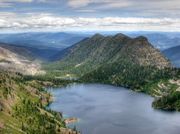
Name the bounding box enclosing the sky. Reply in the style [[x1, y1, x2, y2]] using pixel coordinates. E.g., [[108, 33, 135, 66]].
[[0, 0, 180, 32]]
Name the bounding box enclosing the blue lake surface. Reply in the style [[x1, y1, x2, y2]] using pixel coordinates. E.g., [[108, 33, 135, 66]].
[[48, 84, 180, 134]]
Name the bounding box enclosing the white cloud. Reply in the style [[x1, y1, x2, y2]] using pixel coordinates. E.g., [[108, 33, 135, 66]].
[[0, 0, 33, 7], [76, 9, 96, 13], [97, 1, 132, 9], [68, 0, 92, 8], [67, 0, 180, 12], [0, 2, 12, 7], [0, 0, 33, 2], [67, 0, 127, 8], [0, 13, 180, 32]]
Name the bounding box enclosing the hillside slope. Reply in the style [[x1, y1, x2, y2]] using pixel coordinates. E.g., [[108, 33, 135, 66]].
[[0, 71, 78, 134], [0, 45, 44, 75], [0, 43, 35, 60]]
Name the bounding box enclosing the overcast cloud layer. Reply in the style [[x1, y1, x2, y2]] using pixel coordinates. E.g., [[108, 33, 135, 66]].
[[0, 0, 179, 32]]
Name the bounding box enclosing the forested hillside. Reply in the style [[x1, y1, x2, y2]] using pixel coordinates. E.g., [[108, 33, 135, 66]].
[[0, 71, 78, 134], [44, 33, 171, 77]]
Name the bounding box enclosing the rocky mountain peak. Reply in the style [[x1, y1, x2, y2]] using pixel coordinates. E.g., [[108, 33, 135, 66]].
[[56, 33, 172, 74], [114, 33, 130, 39], [91, 33, 104, 40], [134, 36, 148, 42]]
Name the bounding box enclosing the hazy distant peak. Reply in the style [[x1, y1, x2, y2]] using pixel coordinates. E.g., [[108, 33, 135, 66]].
[[114, 33, 130, 39], [134, 36, 148, 42], [91, 33, 104, 40]]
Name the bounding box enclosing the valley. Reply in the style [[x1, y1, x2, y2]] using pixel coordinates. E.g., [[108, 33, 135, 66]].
[[0, 32, 180, 134], [0, 0, 179, 133]]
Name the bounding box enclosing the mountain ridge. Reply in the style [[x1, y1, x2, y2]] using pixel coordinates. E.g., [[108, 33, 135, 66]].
[[46, 33, 171, 77]]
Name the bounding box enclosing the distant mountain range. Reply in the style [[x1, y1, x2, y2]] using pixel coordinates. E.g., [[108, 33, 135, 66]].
[[163, 45, 180, 68], [1, 32, 179, 50], [0, 32, 86, 49], [126, 32, 180, 50], [0, 32, 87, 61], [0, 31, 179, 65]]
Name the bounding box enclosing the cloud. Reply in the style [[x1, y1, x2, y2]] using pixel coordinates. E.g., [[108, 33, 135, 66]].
[[0, 2, 12, 7], [0, 12, 179, 32], [0, 0, 33, 2], [0, 0, 33, 7], [0, 0, 179, 20], [67, 0, 129, 8], [0, 0, 33, 3], [76, 9, 96, 13], [67, 0, 180, 12], [67, 0, 92, 8]]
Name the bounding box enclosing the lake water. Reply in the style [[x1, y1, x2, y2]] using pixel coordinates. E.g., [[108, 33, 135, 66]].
[[48, 84, 180, 134]]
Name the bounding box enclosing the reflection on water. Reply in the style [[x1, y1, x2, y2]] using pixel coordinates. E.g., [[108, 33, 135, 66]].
[[48, 84, 180, 134]]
